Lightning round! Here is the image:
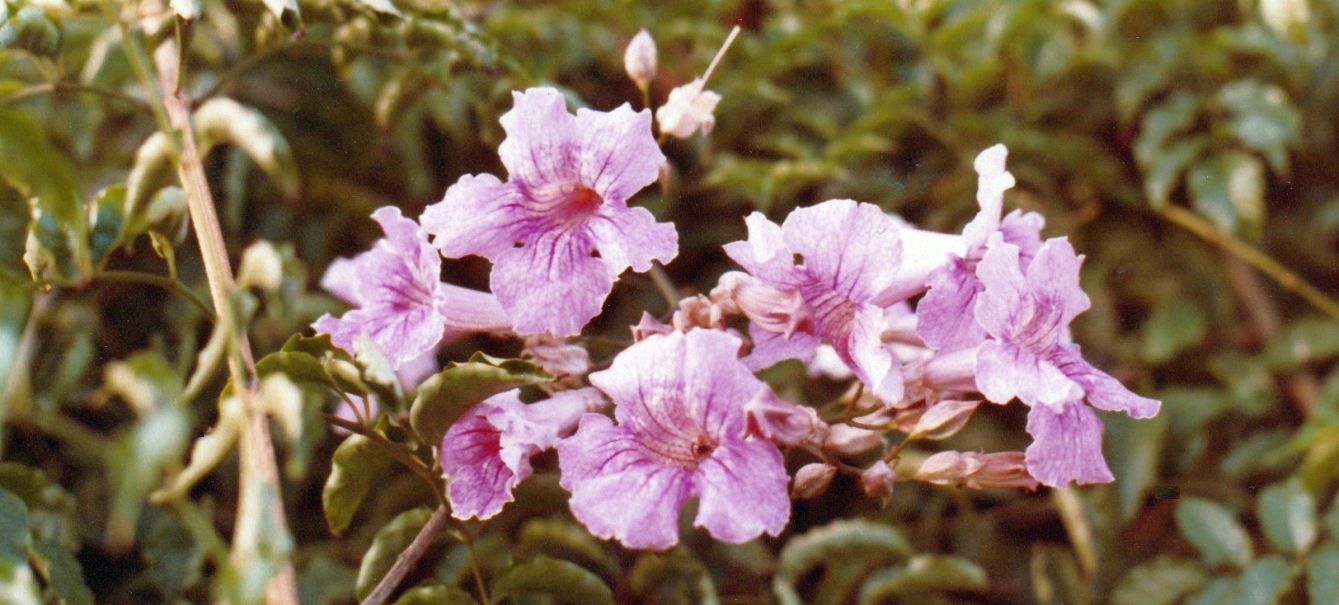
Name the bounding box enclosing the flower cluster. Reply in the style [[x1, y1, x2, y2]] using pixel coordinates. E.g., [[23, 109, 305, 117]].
[[317, 29, 1160, 551]]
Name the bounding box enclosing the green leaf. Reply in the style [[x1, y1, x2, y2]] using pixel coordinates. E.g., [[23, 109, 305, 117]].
[[1188, 152, 1265, 239], [1135, 92, 1201, 168], [0, 462, 77, 550], [1258, 478, 1317, 556], [1263, 317, 1339, 370], [1111, 557, 1209, 605], [87, 185, 127, 269], [1235, 555, 1296, 605], [260, 0, 302, 30], [193, 99, 300, 200], [626, 549, 720, 605], [1307, 542, 1339, 605], [857, 555, 988, 604], [491, 555, 615, 605], [0, 108, 87, 281], [27, 538, 93, 605], [393, 584, 479, 605], [1175, 498, 1254, 570], [1216, 79, 1301, 174], [140, 510, 205, 599], [322, 434, 394, 536], [356, 507, 436, 600], [1104, 411, 1169, 521], [774, 520, 912, 605], [1140, 300, 1207, 363], [0, 487, 41, 605], [409, 352, 551, 448], [1143, 136, 1207, 209], [515, 517, 619, 581], [107, 407, 191, 550], [1185, 576, 1238, 605], [214, 482, 294, 605]]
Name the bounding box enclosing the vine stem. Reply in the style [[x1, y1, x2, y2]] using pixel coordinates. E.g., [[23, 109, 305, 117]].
[[1158, 205, 1339, 322], [360, 505, 451, 605], [147, 35, 298, 604]]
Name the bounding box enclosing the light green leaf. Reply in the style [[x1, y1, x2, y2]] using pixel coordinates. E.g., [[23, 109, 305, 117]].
[[194, 98, 299, 201], [1175, 498, 1254, 570], [491, 555, 615, 605], [1111, 556, 1209, 605], [1258, 478, 1317, 555], [1216, 79, 1301, 173], [775, 520, 912, 605], [1135, 92, 1200, 168], [1143, 136, 1207, 209], [356, 508, 436, 600], [1185, 576, 1238, 605], [1306, 542, 1339, 604], [0, 108, 87, 281], [151, 394, 244, 503], [322, 434, 393, 536], [1188, 152, 1265, 238], [1140, 299, 1207, 363], [27, 538, 93, 605], [1235, 555, 1296, 605], [409, 352, 550, 448], [1263, 317, 1339, 370], [857, 555, 988, 604], [0, 488, 41, 605], [107, 407, 191, 550]]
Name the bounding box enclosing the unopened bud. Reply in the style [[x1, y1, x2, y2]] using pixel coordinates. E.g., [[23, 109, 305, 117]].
[[915, 451, 1038, 491], [624, 29, 657, 88], [861, 461, 895, 505], [630, 311, 672, 342], [822, 424, 883, 455], [523, 335, 592, 380], [656, 78, 721, 139], [672, 294, 727, 331], [791, 463, 837, 500], [237, 240, 284, 292], [744, 389, 827, 447], [911, 399, 980, 440], [729, 277, 808, 336]]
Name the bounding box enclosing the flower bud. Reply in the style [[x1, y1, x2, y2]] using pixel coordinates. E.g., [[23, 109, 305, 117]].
[[914, 451, 1039, 491], [861, 460, 895, 505], [656, 78, 721, 139], [624, 29, 657, 88], [237, 240, 284, 292], [822, 424, 883, 455], [910, 399, 980, 440], [523, 335, 591, 381], [791, 463, 837, 500], [630, 311, 672, 342], [744, 389, 828, 447]]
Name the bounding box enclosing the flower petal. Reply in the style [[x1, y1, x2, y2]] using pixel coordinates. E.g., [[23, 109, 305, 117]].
[[975, 340, 1080, 408], [917, 258, 987, 352], [723, 212, 795, 286], [490, 227, 612, 336], [588, 203, 678, 274], [422, 173, 530, 259], [846, 307, 903, 403], [498, 88, 580, 189], [320, 256, 363, 305], [1024, 403, 1114, 487], [1024, 237, 1091, 329], [1051, 344, 1161, 418], [974, 234, 1025, 340], [557, 414, 692, 550], [441, 406, 523, 520], [575, 104, 664, 205], [693, 437, 789, 543], [781, 199, 902, 303], [743, 324, 819, 372]]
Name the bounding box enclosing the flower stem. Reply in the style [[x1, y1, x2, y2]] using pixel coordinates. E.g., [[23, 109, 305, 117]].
[[701, 26, 741, 86], [359, 505, 451, 605], [1158, 205, 1339, 322]]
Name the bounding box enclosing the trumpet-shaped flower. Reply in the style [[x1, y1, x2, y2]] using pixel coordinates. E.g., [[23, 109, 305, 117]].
[[421, 87, 677, 337], [312, 206, 510, 369], [440, 388, 602, 520], [556, 330, 789, 550], [723, 199, 905, 402]]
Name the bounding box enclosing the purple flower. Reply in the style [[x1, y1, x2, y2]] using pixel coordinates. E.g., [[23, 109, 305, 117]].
[[972, 233, 1160, 487], [312, 206, 510, 369], [440, 388, 601, 520], [916, 145, 1045, 353], [556, 330, 789, 550], [723, 199, 905, 402], [421, 87, 677, 337]]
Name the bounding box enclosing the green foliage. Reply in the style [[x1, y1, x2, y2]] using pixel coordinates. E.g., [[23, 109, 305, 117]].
[[490, 555, 615, 605], [409, 352, 551, 448], [323, 433, 393, 536], [1175, 498, 1254, 570]]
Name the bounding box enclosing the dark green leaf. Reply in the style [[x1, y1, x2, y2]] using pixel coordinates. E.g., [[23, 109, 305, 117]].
[[1111, 557, 1209, 605], [87, 185, 127, 269], [1188, 152, 1265, 239], [1185, 576, 1238, 605], [491, 555, 615, 605], [1135, 92, 1200, 168], [1175, 498, 1253, 570], [515, 517, 619, 581], [409, 352, 550, 448], [0, 107, 87, 281], [322, 434, 394, 536], [0, 487, 41, 602], [1263, 317, 1339, 370], [355, 507, 436, 600], [27, 538, 93, 605], [393, 584, 479, 605], [1140, 300, 1207, 363], [1258, 478, 1317, 555], [1216, 79, 1301, 173], [1143, 136, 1207, 209], [775, 520, 912, 605], [857, 555, 988, 604]]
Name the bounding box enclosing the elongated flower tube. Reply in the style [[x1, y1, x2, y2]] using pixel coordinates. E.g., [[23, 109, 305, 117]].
[[556, 329, 790, 550], [723, 199, 905, 403], [312, 206, 510, 369], [421, 87, 677, 337]]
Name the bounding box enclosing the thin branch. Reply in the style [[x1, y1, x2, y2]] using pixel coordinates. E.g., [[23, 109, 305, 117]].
[[360, 505, 451, 605], [1159, 205, 1339, 322], [2, 81, 151, 111]]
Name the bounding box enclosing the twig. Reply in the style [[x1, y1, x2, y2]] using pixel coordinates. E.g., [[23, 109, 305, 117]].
[[2, 81, 151, 111], [1158, 205, 1339, 322], [360, 505, 451, 605]]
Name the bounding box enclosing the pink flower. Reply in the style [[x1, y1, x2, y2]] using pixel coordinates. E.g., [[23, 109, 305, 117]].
[[312, 206, 510, 369], [421, 88, 677, 337], [556, 330, 789, 550], [440, 388, 601, 520], [723, 199, 906, 402]]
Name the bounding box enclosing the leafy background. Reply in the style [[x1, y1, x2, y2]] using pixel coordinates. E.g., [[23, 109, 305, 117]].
[[2, 0, 1339, 603]]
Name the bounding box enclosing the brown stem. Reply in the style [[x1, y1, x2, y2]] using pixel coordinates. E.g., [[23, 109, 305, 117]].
[[150, 38, 298, 605], [360, 505, 451, 605]]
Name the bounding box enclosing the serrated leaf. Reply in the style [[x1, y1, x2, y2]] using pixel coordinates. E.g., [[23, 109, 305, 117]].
[[1140, 300, 1207, 363], [1188, 152, 1265, 239], [1306, 542, 1339, 604], [409, 353, 550, 448], [491, 555, 615, 605], [355, 507, 436, 600], [858, 555, 987, 604], [775, 520, 912, 605], [1175, 498, 1253, 570], [1217, 79, 1301, 173], [1258, 478, 1317, 555], [1236, 555, 1295, 605], [322, 434, 394, 536], [1111, 556, 1209, 605], [393, 583, 478, 605]]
